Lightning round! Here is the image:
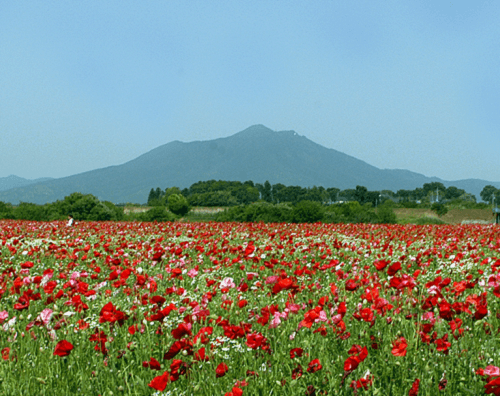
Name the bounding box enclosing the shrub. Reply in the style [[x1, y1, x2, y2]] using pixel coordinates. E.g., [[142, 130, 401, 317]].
[[168, 194, 190, 216], [244, 202, 293, 223], [141, 206, 175, 222], [431, 203, 448, 217], [14, 202, 47, 221], [377, 203, 397, 224], [215, 206, 246, 222], [291, 201, 324, 223], [215, 203, 293, 223], [0, 201, 14, 219], [325, 202, 378, 224]]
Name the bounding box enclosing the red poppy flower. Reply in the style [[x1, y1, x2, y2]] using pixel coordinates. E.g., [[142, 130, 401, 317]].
[[164, 340, 183, 360], [438, 376, 447, 391], [391, 337, 408, 357], [1, 347, 10, 361], [485, 377, 500, 395], [216, 362, 229, 378], [344, 346, 368, 373], [344, 356, 360, 372], [171, 322, 192, 339], [290, 348, 304, 359], [148, 371, 170, 391], [434, 334, 451, 354], [373, 259, 388, 271], [291, 364, 303, 379], [360, 308, 374, 322], [13, 295, 30, 311], [99, 301, 127, 325], [387, 262, 401, 276], [143, 357, 161, 370], [238, 299, 248, 308], [53, 340, 74, 357], [409, 378, 420, 396], [307, 358, 322, 373], [225, 386, 243, 396], [300, 309, 320, 328], [21, 261, 34, 269], [350, 376, 373, 390], [246, 332, 268, 350], [194, 347, 209, 362], [475, 304, 488, 320], [170, 359, 189, 378]]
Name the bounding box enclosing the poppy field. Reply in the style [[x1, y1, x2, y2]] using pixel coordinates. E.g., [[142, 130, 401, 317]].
[[1, 220, 500, 395]]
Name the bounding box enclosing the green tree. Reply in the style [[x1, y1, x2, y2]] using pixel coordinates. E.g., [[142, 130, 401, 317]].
[[377, 201, 397, 224], [397, 189, 412, 202], [480, 185, 498, 203], [339, 189, 356, 201], [189, 191, 238, 207], [232, 185, 259, 204], [291, 201, 324, 223], [165, 186, 181, 198], [14, 202, 47, 221], [261, 181, 272, 202], [325, 201, 378, 223], [366, 191, 380, 206], [413, 188, 426, 201], [168, 194, 190, 216], [326, 188, 340, 203], [303, 186, 325, 202], [51, 192, 123, 221], [445, 186, 465, 200], [70, 195, 102, 220], [458, 193, 476, 203], [423, 182, 446, 195], [147, 188, 157, 205], [353, 185, 368, 204], [141, 206, 174, 222], [0, 201, 14, 219], [431, 202, 448, 216], [423, 182, 446, 203], [271, 183, 286, 203]]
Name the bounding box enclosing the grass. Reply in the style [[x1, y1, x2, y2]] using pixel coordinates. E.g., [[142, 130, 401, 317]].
[[394, 208, 494, 225]]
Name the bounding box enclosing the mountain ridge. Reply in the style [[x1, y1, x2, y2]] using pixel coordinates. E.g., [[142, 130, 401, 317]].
[[1, 125, 499, 204], [0, 175, 54, 192]]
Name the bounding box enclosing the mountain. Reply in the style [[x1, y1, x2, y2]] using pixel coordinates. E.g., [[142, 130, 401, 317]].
[[0, 175, 53, 192], [1, 125, 499, 204]]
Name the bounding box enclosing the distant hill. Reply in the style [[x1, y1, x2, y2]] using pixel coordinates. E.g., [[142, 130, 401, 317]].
[[1, 125, 499, 204], [0, 175, 53, 192]]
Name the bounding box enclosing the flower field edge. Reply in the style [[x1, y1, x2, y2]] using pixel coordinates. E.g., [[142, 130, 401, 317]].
[[1, 219, 500, 395]]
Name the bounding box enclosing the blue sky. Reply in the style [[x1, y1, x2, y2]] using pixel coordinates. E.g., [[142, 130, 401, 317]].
[[1, 1, 499, 182]]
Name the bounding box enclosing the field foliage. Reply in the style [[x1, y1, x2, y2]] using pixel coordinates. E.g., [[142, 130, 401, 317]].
[[1, 220, 500, 395]]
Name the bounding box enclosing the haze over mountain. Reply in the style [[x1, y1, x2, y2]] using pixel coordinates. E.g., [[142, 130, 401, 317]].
[[1, 125, 499, 204], [0, 175, 53, 192]]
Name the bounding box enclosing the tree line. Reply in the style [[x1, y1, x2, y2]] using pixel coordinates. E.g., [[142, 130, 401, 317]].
[[148, 180, 482, 207], [0, 180, 495, 224], [0, 191, 194, 222], [0, 193, 124, 221]]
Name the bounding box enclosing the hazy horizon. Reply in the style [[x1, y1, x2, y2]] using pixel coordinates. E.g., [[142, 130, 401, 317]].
[[1, 1, 499, 182]]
